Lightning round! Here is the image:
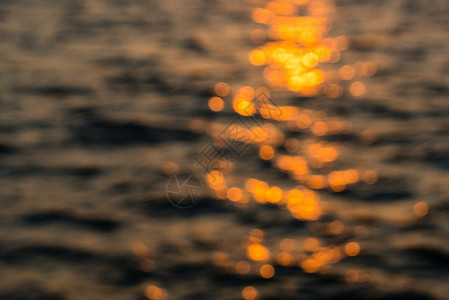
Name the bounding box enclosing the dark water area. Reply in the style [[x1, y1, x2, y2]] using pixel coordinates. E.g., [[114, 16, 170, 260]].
[[0, 0, 448, 299]]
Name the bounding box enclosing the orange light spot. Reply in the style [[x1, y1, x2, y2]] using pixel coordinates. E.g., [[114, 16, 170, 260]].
[[297, 113, 312, 129], [285, 138, 300, 153], [242, 286, 258, 300], [280, 238, 295, 252], [214, 82, 230, 97], [208, 96, 224, 112], [249, 49, 266, 66], [249, 228, 264, 243], [414, 201, 429, 217], [311, 121, 328, 136], [161, 162, 179, 176], [362, 62, 377, 76], [253, 181, 269, 202], [302, 52, 319, 68], [207, 170, 224, 186], [252, 127, 268, 142], [246, 178, 258, 193], [276, 252, 293, 266], [131, 242, 150, 258], [260, 264, 275, 278], [350, 81, 365, 97], [336, 36, 349, 51], [343, 169, 359, 184], [227, 187, 242, 202], [304, 237, 320, 252], [339, 65, 355, 80], [252, 8, 273, 24], [266, 186, 283, 203], [327, 221, 344, 235], [301, 258, 320, 273], [308, 175, 326, 189], [362, 170, 377, 184], [250, 29, 266, 44], [326, 84, 343, 99], [236, 261, 251, 275], [345, 242, 360, 256], [248, 243, 270, 261], [145, 285, 168, 300]]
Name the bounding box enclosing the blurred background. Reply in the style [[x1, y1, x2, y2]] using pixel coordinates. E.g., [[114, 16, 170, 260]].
[[0, 0, 448, 299]]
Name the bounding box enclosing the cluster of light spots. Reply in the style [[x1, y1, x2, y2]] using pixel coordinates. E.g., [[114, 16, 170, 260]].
[[287, 188, 321, 220], [197, 0, 379, 289], [327, 169, 359, 192], [242, 286, 258, 300], [246, 0, 375, 97], [145, 285, 168, 300], [414, 201, 429, 217], [131, 242, 155, 272], [276, 238, 295, 266], [300, 238, 343, 273], [305, 141, 339, 164]]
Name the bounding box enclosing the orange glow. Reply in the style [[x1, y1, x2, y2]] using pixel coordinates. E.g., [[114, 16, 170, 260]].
[[344, 242, 360, 256], [414, 201, 429, 217], [208, 96, 225, 112], [242, 286, 258, 300], [214, 82, 230, 97], [248, 243, 270, 261], [349, 81, 365, 97], [260, 264, 275, 278]]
